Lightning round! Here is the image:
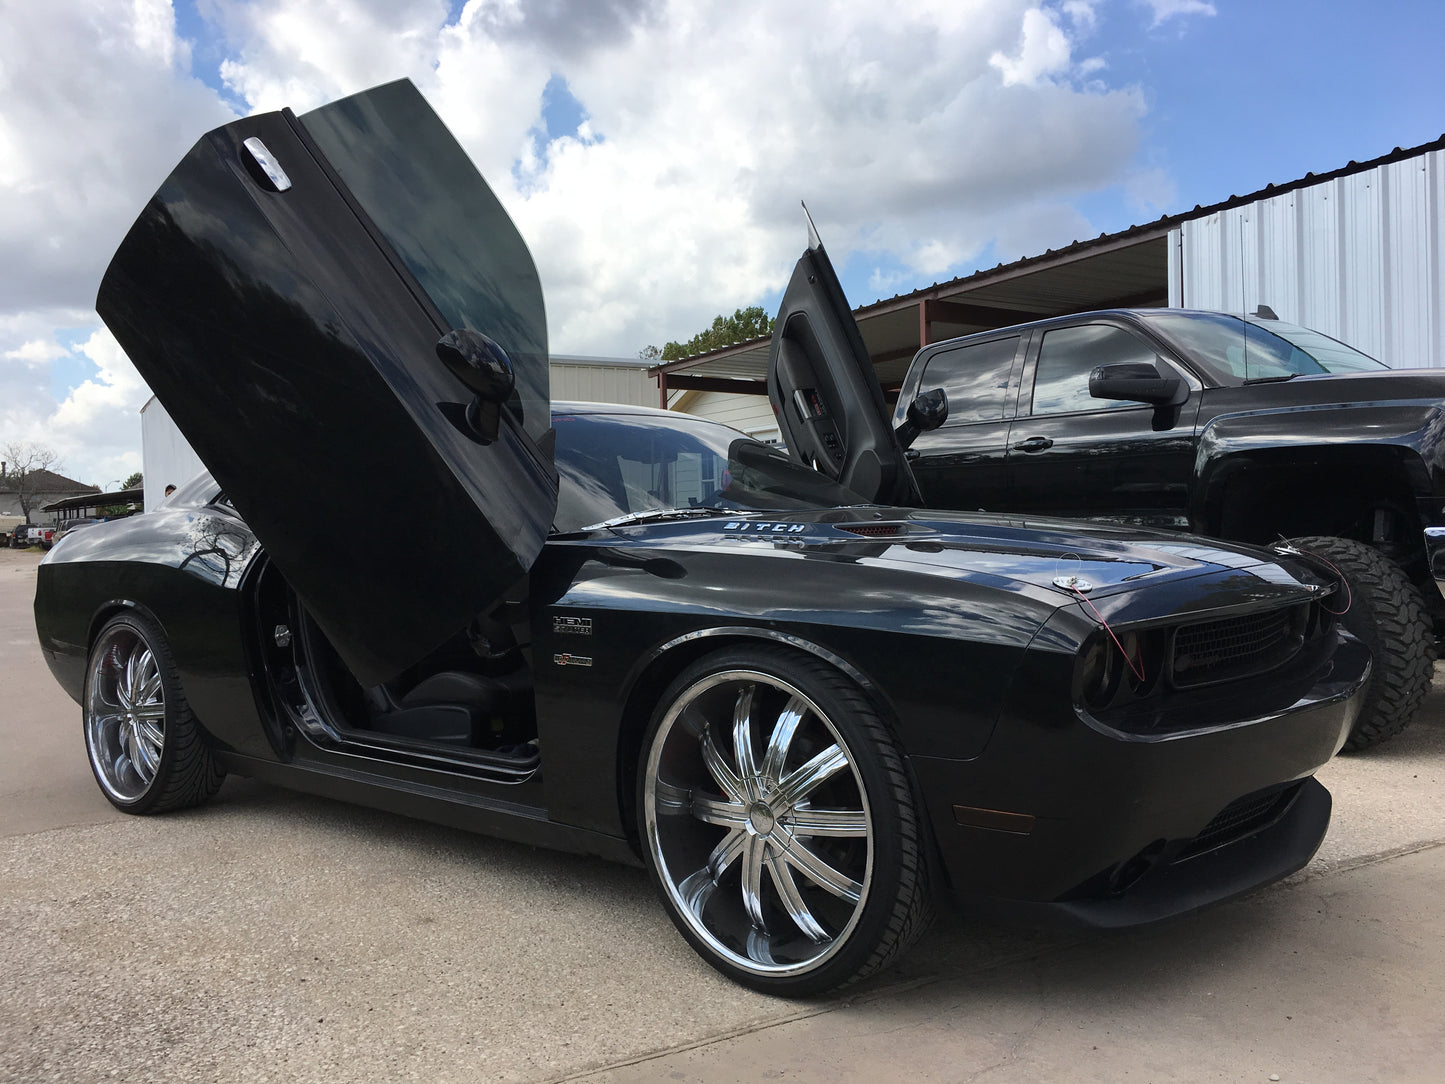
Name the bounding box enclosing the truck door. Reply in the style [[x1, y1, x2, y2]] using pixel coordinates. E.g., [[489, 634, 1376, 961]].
[[1004, 321, 1201, 527]]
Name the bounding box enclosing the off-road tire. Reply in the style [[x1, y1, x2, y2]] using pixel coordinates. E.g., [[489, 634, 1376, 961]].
[[1290, 536, 1435, 751]]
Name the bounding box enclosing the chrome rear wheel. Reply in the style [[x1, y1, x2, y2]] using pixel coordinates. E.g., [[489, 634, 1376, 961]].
[[83, 613, 224, 813]]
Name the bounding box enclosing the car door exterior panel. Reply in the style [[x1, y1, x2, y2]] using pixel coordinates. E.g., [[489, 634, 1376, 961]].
[[97, 86, 556, 686]]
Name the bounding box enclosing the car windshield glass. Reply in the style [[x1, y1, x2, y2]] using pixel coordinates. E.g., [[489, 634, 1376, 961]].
[[1141, 311, 1386, 383], [552, 412, 866, 533]]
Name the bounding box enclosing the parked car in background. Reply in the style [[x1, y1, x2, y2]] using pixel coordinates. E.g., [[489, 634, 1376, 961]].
[[35, 80, 1368, 997], [769, 289, 1444, 751], [8, 524, 52, 548]]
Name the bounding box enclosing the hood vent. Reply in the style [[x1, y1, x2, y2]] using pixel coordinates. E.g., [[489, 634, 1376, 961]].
[[835, 522, 908, 538]]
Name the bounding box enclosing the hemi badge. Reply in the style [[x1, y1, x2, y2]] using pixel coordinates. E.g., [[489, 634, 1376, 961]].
[[553, 616, 593, 635], [553, 653, 593, 668]]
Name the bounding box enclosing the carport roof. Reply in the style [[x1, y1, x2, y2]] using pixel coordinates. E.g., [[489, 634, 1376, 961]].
[[652, 130, 1445, 395]]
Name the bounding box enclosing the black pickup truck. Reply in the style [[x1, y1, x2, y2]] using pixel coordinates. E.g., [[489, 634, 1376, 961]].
[[765, 226, 1441, 751]]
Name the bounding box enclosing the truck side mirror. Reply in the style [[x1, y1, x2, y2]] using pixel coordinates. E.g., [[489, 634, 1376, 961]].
[[894, 388, 949, 449], [1089, 361, 1189, 432]]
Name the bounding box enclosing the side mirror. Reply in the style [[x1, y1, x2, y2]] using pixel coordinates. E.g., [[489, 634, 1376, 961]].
[[1089, 361, 1189, 432], [437, 329, 515, 443], [894, 388, 949, 449], [437, 328, 515, 401]]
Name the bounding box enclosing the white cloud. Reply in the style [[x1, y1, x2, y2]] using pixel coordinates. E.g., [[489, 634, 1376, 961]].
[[1, 0, 1159, 481], [1141, 0, 1217, 27], [989, 8, 1072, 87]]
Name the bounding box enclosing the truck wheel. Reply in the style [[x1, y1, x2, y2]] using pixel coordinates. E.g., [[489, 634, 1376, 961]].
[[1289, 536, 1435, 751]]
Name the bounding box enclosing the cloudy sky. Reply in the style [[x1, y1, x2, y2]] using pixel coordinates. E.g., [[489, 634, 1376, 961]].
[[2, 0, 1442, 487]]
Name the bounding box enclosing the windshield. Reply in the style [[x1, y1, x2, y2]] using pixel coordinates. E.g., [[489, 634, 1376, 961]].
[[1140, 311, 1387, 383], [552, 411, 865, 532]]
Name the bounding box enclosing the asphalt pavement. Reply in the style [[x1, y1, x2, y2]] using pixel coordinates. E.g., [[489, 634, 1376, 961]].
[[2, 545, 1443, 1083]]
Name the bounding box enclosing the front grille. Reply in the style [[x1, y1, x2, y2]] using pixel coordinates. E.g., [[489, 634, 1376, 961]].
[[1177, 782, 1301, 860], [1169, 604, 1305, 688]]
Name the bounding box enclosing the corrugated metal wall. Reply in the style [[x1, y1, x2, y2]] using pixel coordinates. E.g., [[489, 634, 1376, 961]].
[[550, 360, 657, 406], [1171, 147, 1445, 367]]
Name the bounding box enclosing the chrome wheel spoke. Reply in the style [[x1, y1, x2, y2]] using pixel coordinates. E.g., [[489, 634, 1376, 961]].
[[124, 650, 143, 705], [129, 724, 159, 780], [775, 743, 849, 810], [707, 827, 747, 880], [778, 833, 863, 902], [760, 696, 806, 786], [783, 807, 869, 837], [731, 685, 760, 798], [137, 720, 165, 757], [691, 793, 749, 829], [701, 728, 746, 804], [766, 853, 829, 942], [740, 835, 767, 928]]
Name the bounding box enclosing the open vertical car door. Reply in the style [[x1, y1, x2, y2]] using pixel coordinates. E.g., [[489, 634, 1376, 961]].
[[766, 210, 923, 506], [96, 80, 557, 686]]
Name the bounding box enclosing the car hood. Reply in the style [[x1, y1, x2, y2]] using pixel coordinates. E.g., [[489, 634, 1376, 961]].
[[589, 506, 1330, 620]]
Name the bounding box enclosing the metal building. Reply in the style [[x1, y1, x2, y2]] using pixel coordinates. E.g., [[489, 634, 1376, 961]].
[[653, 133, 1445, 413]]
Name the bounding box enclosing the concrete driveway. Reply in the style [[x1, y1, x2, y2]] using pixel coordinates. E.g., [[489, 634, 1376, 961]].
[[2, 546, 1442, 1082]]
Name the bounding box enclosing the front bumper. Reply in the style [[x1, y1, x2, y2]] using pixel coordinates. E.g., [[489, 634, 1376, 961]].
[[910, 633, 1368, 927]]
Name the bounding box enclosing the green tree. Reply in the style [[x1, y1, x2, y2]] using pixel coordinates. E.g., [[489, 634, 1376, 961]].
[[644, 306, 775, 362], [122, 471, 143, 489], [0, 441, 63, 520]]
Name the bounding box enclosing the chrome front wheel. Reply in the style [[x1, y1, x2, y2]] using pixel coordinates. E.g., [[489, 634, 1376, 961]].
[[640, 648, 930, 995]]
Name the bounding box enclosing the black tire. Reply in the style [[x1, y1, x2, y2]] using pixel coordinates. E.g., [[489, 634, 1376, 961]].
[[83, 611, 225, 813], [1289, 536, 1435, 751], [637, 646, 933, 996]]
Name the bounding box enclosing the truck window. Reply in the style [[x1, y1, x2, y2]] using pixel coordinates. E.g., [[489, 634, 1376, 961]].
[[1031, 324, 1156, 414], [919, 336, 1020, 424]]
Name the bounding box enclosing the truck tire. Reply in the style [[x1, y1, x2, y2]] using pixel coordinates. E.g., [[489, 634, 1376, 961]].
[[1289, 536, 1435, 751]]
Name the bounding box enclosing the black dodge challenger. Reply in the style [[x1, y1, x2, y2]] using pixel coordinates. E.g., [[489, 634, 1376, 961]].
[[35, 80, 1368, 996]]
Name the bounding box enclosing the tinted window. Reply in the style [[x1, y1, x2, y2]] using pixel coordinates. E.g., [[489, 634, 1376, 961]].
[[920, 336, 1019, 424], [1031, 325, 1157, 414], [552, 412, 864, 532]]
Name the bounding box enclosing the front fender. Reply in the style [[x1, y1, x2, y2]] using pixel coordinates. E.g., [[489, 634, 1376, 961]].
[[1191, 403, 1443, 536]]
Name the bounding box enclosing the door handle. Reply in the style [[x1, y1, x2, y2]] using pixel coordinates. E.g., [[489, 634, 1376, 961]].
[[1012, 436, 1054, 452]]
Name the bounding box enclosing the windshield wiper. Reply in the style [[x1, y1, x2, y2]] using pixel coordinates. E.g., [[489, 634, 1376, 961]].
[[1243, 373, 1301, 385], [585, 507, 734, 531]]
